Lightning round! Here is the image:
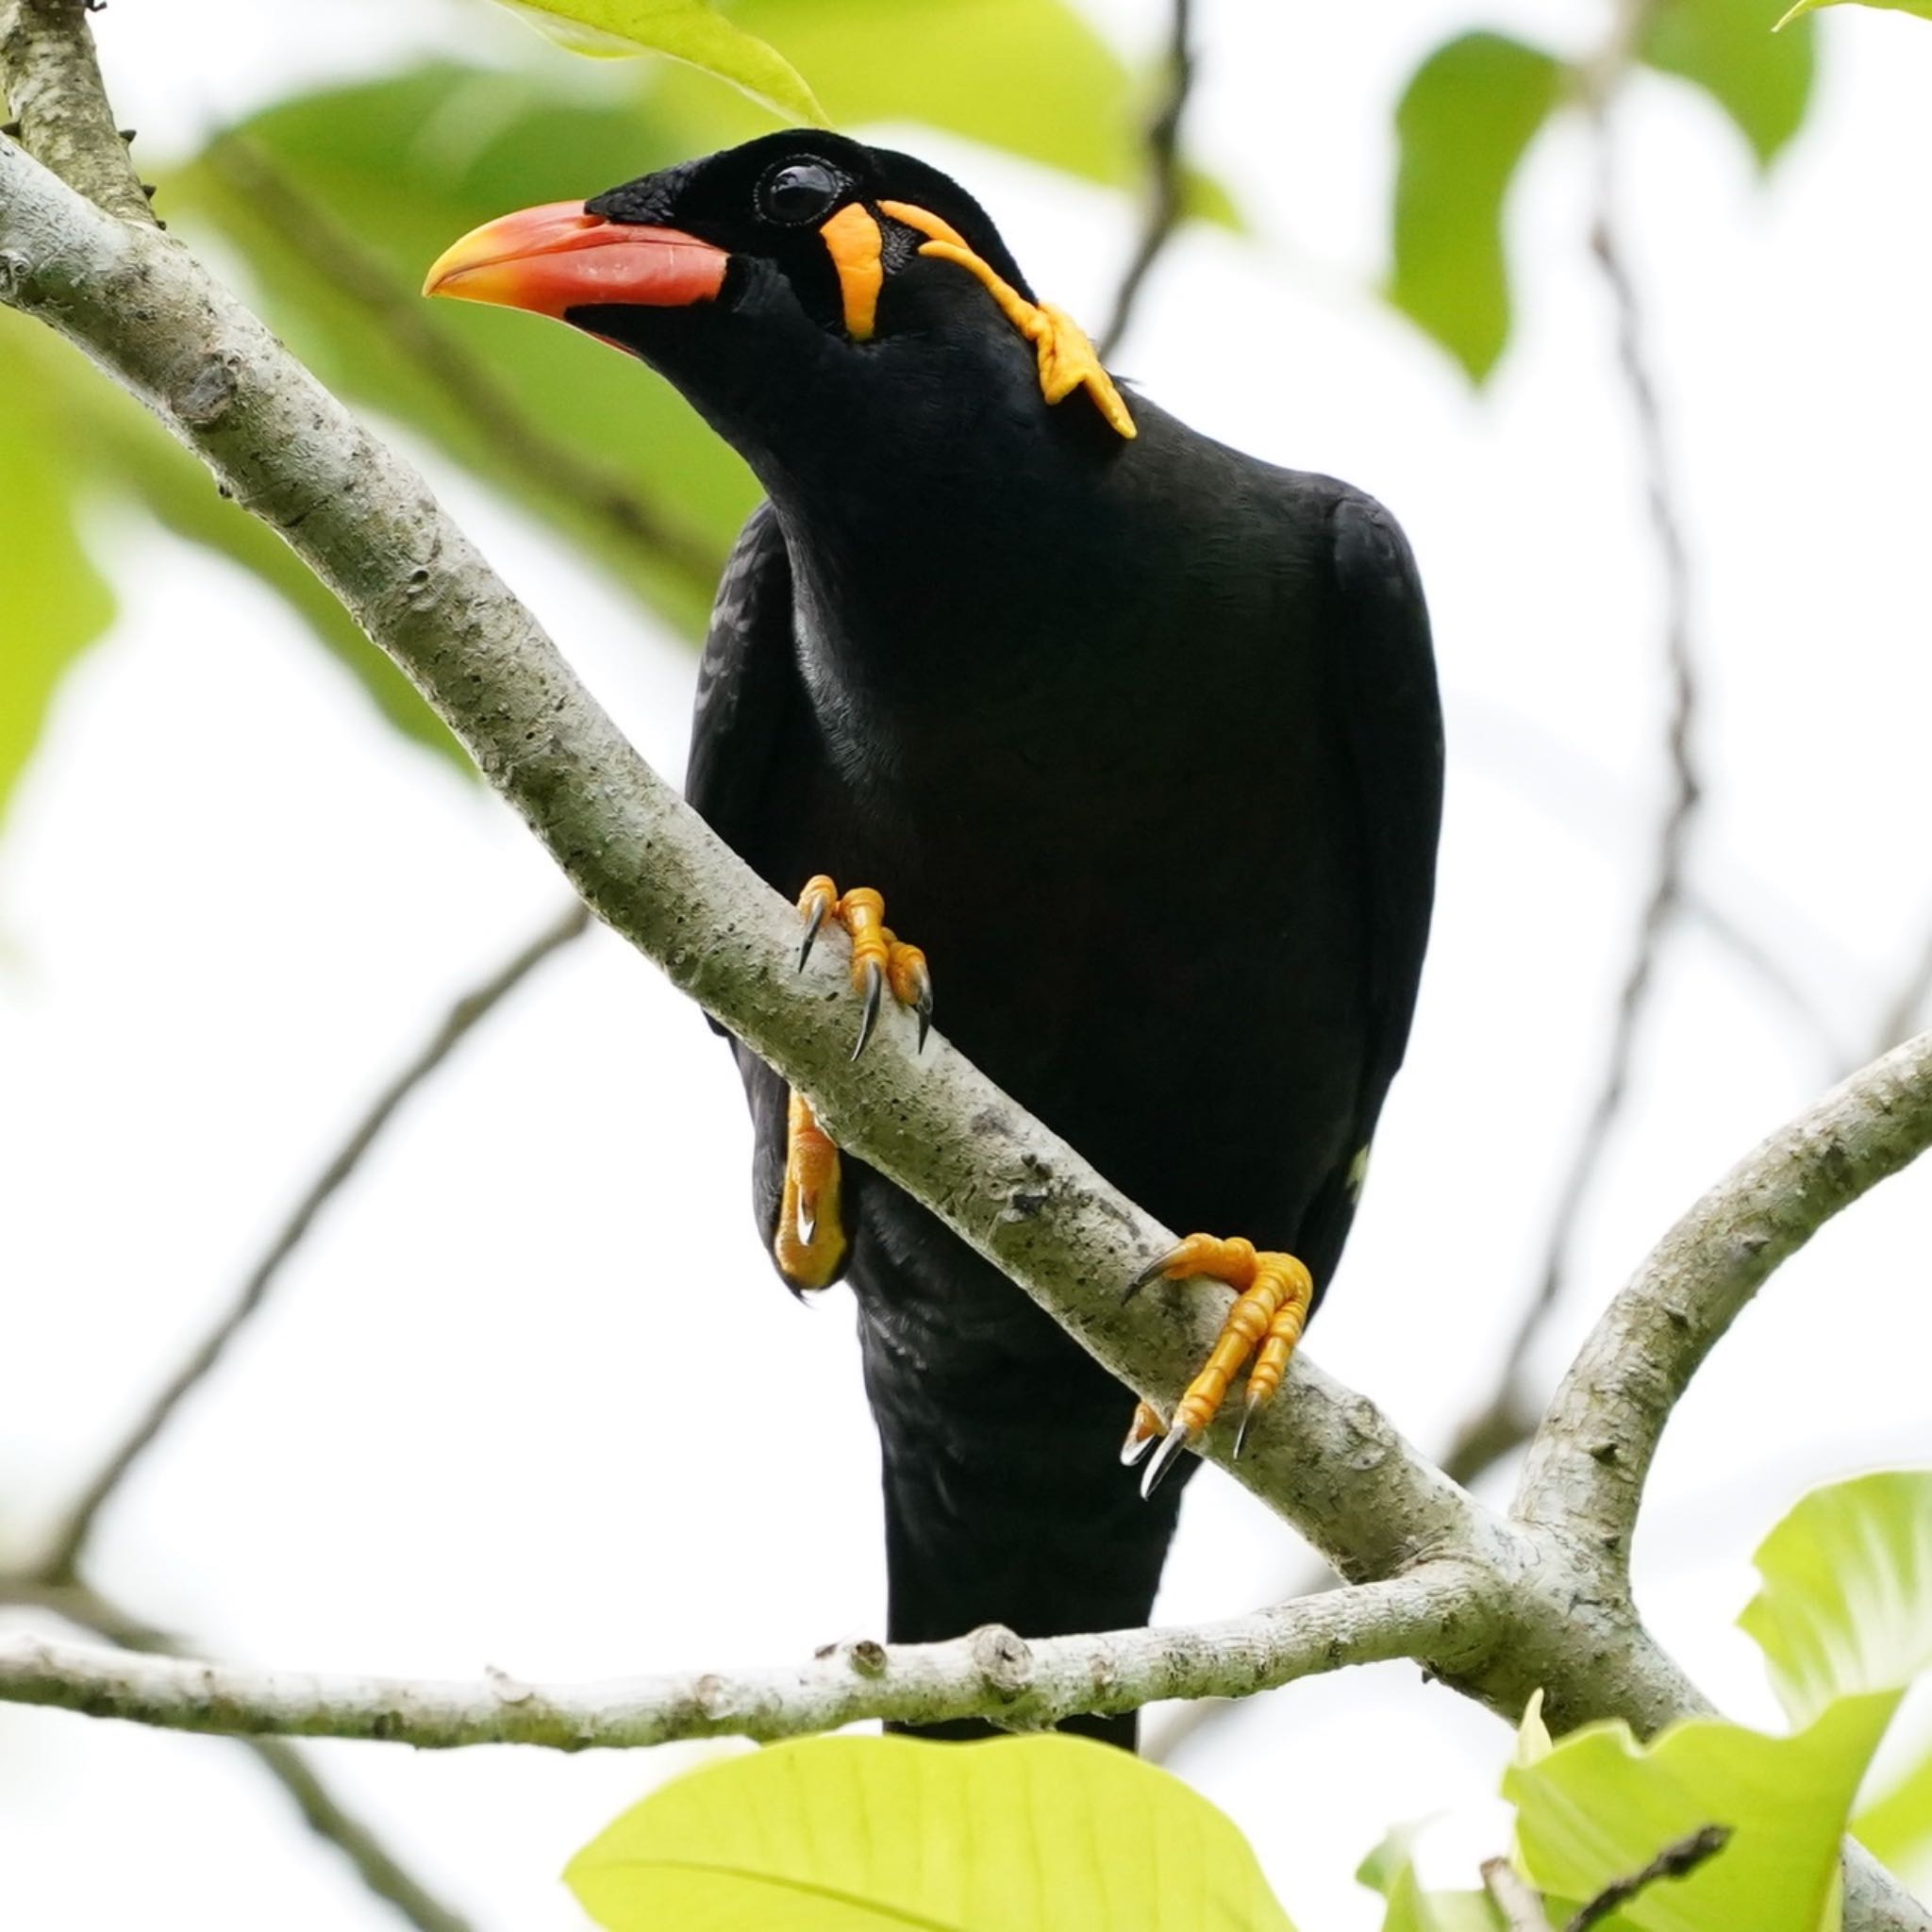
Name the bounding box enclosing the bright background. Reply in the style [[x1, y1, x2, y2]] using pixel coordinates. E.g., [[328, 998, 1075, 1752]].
[[2, 0, 1929, 1924]]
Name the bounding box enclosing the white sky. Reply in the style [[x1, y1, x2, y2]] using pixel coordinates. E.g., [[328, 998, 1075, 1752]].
[[3, 0, 1931, 1925]]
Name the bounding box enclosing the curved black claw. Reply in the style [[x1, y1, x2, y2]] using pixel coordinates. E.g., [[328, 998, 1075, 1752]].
[[1140, 1422, 1193, 1499], [797, 897, 830, 973], [914, 988, 934, 1056], [1120, 1420, 1156, 1468], [1122, 1244, 1183, 1307], [852, 957, 886, 1060], [1233, 1389, 1263, 1461]]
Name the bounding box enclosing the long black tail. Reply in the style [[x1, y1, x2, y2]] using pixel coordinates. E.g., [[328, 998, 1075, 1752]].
[[858, 1273, 1189, 1752]]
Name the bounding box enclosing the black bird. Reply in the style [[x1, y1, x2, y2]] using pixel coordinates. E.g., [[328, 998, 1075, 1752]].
[[426, 131, 1442, 1750]]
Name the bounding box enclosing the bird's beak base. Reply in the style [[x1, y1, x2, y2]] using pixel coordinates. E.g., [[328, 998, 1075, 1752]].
[[423, 202, 729, 319]]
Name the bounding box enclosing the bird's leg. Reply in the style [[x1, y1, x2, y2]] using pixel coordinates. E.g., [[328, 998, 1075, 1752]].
[[1121, 1235, 1314, 1497], [794, 874, 933, 1060], [774, 1089, 847, 1289], [774, 876, 934, 1292]]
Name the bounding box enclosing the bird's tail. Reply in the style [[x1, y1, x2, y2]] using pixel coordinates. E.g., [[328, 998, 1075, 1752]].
[[859, 1294, 1188, 1753]]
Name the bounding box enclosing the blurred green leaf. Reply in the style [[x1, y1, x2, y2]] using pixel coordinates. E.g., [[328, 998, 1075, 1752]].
[[171, 64, 748, 635], [1855, 1734, 1932, 1875], [0, 311, 463, 782], [1386, 32, 1566, 384], [1507, 1697, 1887, 1932], [652, 0, 1239, 225], [498, 0, 828, 124], [1641, 0, 1816, 167], [1778, 0, 1932, 25], [567, 1734, 1297, 1930], [1738, 1470, 1932, 1729], [1357, 1826, 1511, 1931], [0, 324, 115, 832]]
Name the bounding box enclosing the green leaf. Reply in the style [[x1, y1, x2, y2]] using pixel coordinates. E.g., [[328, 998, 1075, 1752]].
[[0, 323, 115, 834], [1386, 33, 1567, 384], [567, 1734, 1297, 1931], [650, 0, 1238, 225], [1641, 0, 1816, 167], [1738, 1470, 1932, 1729], [0, 310, 464, 784], [1357, 1826, 1510, 1932], [170, 65, 747, 635], [1777, 0, 1932, 28], [1855, 1735, 1932, 1875], [497, 0, 828, 125], [1506, 1697, 1895, 1932]]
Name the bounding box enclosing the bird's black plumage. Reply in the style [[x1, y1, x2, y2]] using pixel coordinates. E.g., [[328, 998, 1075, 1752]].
[[433, 130, 1442, 1752]]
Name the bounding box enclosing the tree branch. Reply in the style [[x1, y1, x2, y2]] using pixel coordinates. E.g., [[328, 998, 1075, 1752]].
[[0, 1564, 1485, 1747], [1513, 75, 1703, 1415], [35, 899, 591, 1581], [1098, 0, 1193, 359], [0, 1575, 475, 1932], [0, 0, 152, 223], [1517, 1026, 1932, 1565]]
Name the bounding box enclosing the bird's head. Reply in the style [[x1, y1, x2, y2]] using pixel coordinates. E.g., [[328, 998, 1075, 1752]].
[[424, 130, 1134, 484]]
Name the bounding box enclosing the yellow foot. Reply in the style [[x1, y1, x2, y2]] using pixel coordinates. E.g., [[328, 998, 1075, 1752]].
[[774, 1090, 847, 1291], [795, 874, 933, 1060], [1120, 1235, 1314, 1497]]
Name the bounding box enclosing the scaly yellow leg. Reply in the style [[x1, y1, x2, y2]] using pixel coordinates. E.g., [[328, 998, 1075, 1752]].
[[774, 875, 934, 1292], [1121, 1235, 1315, 1496]]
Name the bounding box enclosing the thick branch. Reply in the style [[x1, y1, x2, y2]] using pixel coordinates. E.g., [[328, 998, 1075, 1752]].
[[0, 0, 151, 223], [1517, 1028, 1932, 1561], [0, 1565, 1484, 1746], [37, 900, 591, 1580]]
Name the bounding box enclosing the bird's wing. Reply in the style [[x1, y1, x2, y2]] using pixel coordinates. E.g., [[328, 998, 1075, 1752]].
[[684, 501, 806, 1251], [685, 499, 798, 863], [1303, 489, 1443, 1272]]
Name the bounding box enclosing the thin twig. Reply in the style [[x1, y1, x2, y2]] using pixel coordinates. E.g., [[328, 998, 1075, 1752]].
[[247, 1740, 475, 1932], [1566, 1824, 1731, 1931], [0, 1566, 1487, 1747], [0, 1575, 474, 1932], [1097, 0, 1193, 358], [0, 0, 153, 223], [1508, 75, 1702, 1403], [1872, 914, 1932, 1062], [37, 900, 592, 1579], [202, 135, 723, 600], [1483, 1857, 1554, 1932]]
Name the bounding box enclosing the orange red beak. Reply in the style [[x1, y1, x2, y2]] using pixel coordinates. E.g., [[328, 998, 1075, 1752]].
[[423, 201, 729, 319]]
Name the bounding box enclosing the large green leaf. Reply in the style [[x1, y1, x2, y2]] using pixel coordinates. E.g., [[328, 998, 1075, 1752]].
[[567, 1734, 1297, 1930], [1738, 1470, 1932, 1730], [1507, 1697, 1888, 1932], [497, 0, 828, 125], [1778, 0, 1932, 25], [1641, 0, 1816, 167], [0, 324, 116, 833], [1386, 33, 1567, 384], [1507, 1474, 1932, 1931]]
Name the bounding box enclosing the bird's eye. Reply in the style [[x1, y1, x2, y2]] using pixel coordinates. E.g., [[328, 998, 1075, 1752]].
[[758, 160, 842, 226]]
